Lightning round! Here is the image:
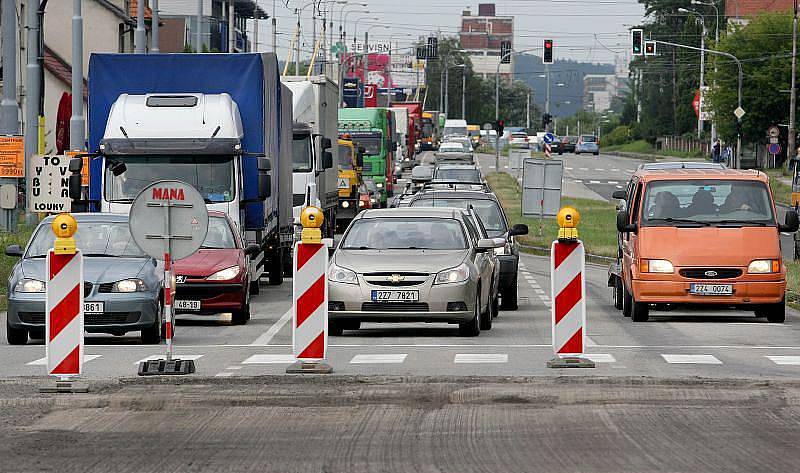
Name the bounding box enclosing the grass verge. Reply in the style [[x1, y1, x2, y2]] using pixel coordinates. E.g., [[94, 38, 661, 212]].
[[486, 172, 618, 258], [604, 140, 705, 160], [764, 169, 793, 206], [0, 225, 34, 311]]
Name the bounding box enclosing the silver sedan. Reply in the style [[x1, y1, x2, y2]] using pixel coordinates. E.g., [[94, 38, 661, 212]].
[[328, 208, 502, 336]]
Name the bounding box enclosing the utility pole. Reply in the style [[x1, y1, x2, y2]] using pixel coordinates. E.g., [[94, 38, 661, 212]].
[[363, 31, 368, 90], [789, 0, 798, 168], [70, 0, 85, 151], [253, 17, 258, 52], [196, 0, 203, 52], [152, 0, 160, 52], [444, 65, 449, 118], [272, 0, 277, 53], [228, 2, 235, 53], [295, 13, 300, 74], [135, 0, 146, 53], [26, 0, 41, 162], [0, 0, 19, 231], [526, 92, 530, 129], [461, 66, 466, 120]]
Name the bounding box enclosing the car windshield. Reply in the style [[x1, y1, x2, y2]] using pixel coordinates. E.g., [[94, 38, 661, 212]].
[[105, 155, 234, 203], [350, 134, 383, 155], [581, 135, 597, 143], [410, 199, 507, 236], [444, 126, 468, 136], [434, 168, 481, 183], [641, 179, 775, 226], [341, 217, 467, 250], [439, 144, 464, 153], [202, 217, 237, 249], [26, 221, 146, 258], [292, 134, 313, 172]]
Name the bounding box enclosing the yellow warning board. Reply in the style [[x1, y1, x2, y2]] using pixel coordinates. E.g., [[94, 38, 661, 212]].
[[0, 136, 25, 178]]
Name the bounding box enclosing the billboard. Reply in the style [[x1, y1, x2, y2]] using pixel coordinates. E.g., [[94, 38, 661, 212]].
[[390, 55, 426, 89]]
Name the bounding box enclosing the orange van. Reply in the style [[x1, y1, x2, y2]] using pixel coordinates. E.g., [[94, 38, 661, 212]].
[[609, 167, 799, 322]]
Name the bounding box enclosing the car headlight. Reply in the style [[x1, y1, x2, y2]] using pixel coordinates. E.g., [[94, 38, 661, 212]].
[[370, 197, 377, 203], [748, 259, 779, 274], [640, 259, 674, 273], [206, 266, 241, 281], [375, 182, 384, 189], [434, 263, 470, 284], [328, 264, 358, 284], [111, 278, 147, 292], [404, 158, 410, 162], [342, 200, 350, 209], [15, 278, 45, 293]]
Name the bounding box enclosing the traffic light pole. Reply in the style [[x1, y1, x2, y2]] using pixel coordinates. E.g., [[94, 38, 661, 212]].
[[654, 40, 742, 168]]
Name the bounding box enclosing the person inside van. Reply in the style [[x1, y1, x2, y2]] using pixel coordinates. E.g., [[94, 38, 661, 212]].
[[720, 187, 756, 214], [651, 191, 681, 219], [686, 189, 716, 216]]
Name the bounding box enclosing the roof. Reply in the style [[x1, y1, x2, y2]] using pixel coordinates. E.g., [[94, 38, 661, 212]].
[[43, 46, 88, 100], [635, 168, 768, 183], [413, 190, 497, 201], [435, 163, 479, 169], [360, 208, 465, 219]]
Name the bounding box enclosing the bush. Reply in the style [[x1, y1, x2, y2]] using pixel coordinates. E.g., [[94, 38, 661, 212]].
[[602, 126, 633, 147]]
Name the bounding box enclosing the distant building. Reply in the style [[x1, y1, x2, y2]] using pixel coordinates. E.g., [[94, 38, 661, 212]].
[[459, 3, 514, 80], [157, 0, 253, 53], [583, 74, 616, 113], [726, 0, 794, 25]]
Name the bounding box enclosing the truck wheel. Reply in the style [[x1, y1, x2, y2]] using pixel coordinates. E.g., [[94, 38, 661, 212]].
[[631, 299, 649, 322], [500, 276, 518, 311], [613, 276, 624, 310], [622, 284, 632, 317], [6, 319, 27, 345], [329, 321, 344, 336], [756, 298, 786, 323], [268, 248, 284, 285]]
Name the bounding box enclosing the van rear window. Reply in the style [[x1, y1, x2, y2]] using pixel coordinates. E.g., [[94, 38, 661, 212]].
[[642, 180, 775, 226]]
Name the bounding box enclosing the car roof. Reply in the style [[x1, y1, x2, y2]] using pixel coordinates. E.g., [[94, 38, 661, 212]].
[[435, 163, 479, 169], [39, 212, 129, 224], [634, 167, 768, 183], [359, 207, 466, 219], [637, 161, 726, 171], [413, 190, 498, 201]]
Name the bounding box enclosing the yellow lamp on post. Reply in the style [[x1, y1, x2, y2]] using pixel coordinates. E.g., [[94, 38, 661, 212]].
[[556, 206, 580, 242], [300, 206, 324, 244], [52, 213, 78, 255]]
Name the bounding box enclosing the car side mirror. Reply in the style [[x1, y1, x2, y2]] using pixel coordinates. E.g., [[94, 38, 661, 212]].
[[477, 238, 502, 251], [508, 223, 529, 236], [4, 244, 22, 257], [616, 210, 637, 233], [244, 244, 261, 257], [612, 190, 626, 200], [322, 151, 333, 170], [356, 150, 364, 168], [780, 210, 800, 233]]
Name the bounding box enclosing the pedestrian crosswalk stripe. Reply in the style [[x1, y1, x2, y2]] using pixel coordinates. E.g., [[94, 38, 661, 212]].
[[28, 354, 102, 366], [766, 355, 800, 365], [242, 354, 296, 364], [454, 354, 508, 363], [214, 372, 234, 377], [134, 354, 204, 365], [350, 354, 407, 364], [583, 353, 615, 363], [661, 354, 722, 364]]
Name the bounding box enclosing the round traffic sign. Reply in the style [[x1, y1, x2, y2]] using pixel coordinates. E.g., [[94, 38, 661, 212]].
[[129, 180, 209, 261], [483, 122, 493, 131], [543, 132, 555, 144], [768, 126, 780, 138], [768, 143, 782, 155]]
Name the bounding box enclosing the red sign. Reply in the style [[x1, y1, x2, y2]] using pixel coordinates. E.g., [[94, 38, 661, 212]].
[[364, 85, 378, 107], [692, 90, 701, 118]]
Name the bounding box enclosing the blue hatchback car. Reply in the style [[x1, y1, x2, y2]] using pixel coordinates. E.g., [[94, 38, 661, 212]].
[[5, 213, 164, 345], [575, 135, 600, 155]]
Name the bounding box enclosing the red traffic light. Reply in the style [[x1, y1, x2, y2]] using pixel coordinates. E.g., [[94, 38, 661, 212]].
[[544, 40, 552, 49]]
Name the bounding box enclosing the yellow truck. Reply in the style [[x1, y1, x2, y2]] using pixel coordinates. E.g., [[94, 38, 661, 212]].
[[336, 138, 363, 230]]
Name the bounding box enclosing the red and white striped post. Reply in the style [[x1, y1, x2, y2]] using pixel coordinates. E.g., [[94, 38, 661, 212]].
[[548, 207, 594, 368], [544, 143, 552, 159], [163, 253, 174, 358], [287, 206, 332, 374]]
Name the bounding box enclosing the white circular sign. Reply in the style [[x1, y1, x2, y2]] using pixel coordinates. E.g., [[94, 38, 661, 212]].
[[129, 180, 209, 261]]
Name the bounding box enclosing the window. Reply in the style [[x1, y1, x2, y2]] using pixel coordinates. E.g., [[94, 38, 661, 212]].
[[341, 218, 467, 250], [202, 217, 237, 249], [410, 198, 507, 237], [27, 222, 145, 258], [292, 134, 313, 172]]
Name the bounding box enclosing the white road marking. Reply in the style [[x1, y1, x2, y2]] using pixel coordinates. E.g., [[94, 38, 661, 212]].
[[250, 307, 293, 346], [607, 181, 619, 184], [579, 167, 589, 171], [616, 185, 624, 189], [661, 354, 722, 364], [242, 354, 296, 364], [565, 167, 574, 170], [226, 366, 243, 370], [134, 354, 204, 365], [586, 336, 598, 347], [350, 354, 407, 364], [766, 355, 800, 365], [611, 168, 620, 172], [27, 354, 102, 366], [534, 289, 545, 295], [589, 180, 601, 184], [626, 169, 635, 173], [214, 372, 234, 378], [574, 179, 583, 183], [454, 354, 509, 363], [583, 354, 616, 363], [594, 168, 605, 171]]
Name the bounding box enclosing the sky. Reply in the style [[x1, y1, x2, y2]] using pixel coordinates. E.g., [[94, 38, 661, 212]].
[[247, 0, 647, 65]]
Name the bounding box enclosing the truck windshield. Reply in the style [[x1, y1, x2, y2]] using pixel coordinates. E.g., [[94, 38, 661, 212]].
[[641, 180, 775, 226], [292, 134, 313, 172], [444, 126, 467, 136], [350, 134, 382, 155], [104, 155, 235, 203], [339, 146, 354, 170]]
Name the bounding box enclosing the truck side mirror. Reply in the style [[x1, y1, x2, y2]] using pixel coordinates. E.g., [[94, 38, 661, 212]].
[[68, 157, 83, 173], [780, 210, 800, 233], [321, 137, 332, 150], [356, 149, 364, 168], [616, 210, 637, 233], [69, 174, 82, 201], [322, 151, 333, 170]]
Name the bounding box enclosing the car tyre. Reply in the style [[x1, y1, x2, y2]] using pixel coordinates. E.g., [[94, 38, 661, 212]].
[[7, 319, 27, 345], [231, 290, 251, 325], [340, 320, 360, 331], [622, 283, 632, 317], [631, 299, 649, 322], [268, 248, 285, 286], [491, 294, 500, 318], [479, 286, 493, 331], [141, 303, 163, 344], [459, 292, 481, 337], [613, 276, 624, 310], [500, 276, 519, 311], [249, 278, 260, 295], [593, 152, 599, 156], [756, 298, 786, 323], [28, 327, 45, 341], [329, 320, 344, 336]]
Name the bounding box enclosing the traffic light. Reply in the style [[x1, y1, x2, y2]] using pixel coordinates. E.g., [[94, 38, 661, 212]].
[[644, 41, 656, 56], [542, 113, 552, 129], [416, 46, 426, 60], [631, 29, 643, 56], [543, 39, 554, 65], [496, 119, 505, 137], [427, 37, 438, 59], [500, 41, 512, 64]]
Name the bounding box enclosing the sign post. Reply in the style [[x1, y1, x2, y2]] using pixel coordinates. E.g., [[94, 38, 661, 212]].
[[130, 180, 209, 376]]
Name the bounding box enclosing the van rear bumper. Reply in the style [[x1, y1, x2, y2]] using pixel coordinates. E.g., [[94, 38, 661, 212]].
[[632, 279, 785, 304]]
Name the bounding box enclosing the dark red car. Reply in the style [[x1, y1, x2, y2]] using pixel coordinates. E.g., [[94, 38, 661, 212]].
[[172, 211, 260, 325]]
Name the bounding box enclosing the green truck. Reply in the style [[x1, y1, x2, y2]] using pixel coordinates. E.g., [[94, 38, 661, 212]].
[[338, 108, 395, 206]]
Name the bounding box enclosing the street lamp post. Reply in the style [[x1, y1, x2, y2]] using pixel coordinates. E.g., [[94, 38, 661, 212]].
[[494, 46, 540, 171], [680, 7, 706, 139], [692, 0, 721, 142]]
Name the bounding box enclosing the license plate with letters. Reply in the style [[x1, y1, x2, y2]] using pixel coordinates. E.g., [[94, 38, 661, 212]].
[[175, 300, 201, 310], [84, 302, 104, 314], [690, 284, 733, 295], [371, 290, 419, 302]]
